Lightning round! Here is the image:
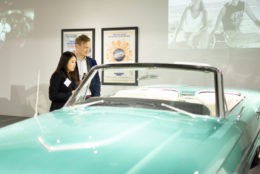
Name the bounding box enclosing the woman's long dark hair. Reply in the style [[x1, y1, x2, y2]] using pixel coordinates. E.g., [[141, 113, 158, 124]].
[[54, 51, 78, 82]]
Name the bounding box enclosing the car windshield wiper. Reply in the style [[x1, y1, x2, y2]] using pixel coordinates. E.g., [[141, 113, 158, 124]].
[[72, 99, 134, 108], [161, 103, 196, 118], [72, 100, 105, 108]]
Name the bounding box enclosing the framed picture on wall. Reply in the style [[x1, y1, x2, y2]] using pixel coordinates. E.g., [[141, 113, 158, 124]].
[[101, 27, 138, 85], [61, 28, 95, 59]]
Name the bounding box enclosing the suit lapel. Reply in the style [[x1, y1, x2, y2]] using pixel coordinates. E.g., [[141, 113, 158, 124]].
[[86, 58, 91, 72]]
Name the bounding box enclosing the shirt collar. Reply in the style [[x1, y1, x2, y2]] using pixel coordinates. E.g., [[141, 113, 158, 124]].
[[76, 56, 86, 62]]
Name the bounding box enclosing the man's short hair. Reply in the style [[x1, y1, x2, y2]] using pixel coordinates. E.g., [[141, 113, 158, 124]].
[[75, 34, 91, 45]]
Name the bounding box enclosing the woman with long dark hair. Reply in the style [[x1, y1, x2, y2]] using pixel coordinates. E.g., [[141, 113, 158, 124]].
[[49, 51, 78, 111]]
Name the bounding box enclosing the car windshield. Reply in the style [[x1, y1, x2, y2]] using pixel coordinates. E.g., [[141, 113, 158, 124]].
[[66, 64, 219, 117]]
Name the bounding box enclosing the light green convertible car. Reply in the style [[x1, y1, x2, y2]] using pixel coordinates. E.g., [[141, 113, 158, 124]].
[[0, 63, 260, 174]]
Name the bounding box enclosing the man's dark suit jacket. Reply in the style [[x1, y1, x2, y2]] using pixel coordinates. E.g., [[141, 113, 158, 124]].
[[75, 57, 101, 97]]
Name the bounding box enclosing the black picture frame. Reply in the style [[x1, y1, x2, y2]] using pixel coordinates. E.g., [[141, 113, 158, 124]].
[[101, 27, 138, 85], [61, 28, 95, 59]]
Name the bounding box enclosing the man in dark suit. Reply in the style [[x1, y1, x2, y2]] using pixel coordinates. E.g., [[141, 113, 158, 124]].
[[75, 34, 100, 96]]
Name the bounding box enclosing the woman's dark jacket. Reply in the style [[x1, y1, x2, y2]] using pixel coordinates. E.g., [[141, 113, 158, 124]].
[[49, 71, 77, 111]]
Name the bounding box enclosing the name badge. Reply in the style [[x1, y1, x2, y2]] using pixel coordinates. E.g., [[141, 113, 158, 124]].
[[64, 78, 71, 87]]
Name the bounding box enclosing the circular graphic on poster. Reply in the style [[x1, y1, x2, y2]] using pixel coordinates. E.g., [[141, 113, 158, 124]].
[[105, 40, 133, 63], [113, 48, 125, 61]]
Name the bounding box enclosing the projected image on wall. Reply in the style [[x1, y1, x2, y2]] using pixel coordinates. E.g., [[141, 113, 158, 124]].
[[0, 0, 34, 48], [168, 0, 260, 48]]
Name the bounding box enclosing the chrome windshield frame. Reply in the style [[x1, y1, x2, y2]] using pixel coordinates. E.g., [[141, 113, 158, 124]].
[[65, 63, 225, 118]]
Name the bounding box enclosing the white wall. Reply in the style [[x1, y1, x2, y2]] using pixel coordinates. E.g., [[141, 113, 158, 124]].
[[0, 0, 259, 116]]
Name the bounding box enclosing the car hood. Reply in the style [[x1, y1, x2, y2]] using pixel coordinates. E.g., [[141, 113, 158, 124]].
[[0, 106, 241, 174]]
